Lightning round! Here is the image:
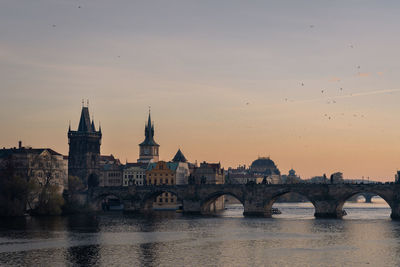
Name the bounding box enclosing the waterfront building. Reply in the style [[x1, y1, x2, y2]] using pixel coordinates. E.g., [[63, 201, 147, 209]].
[[98, 155, 123, 187], [68, 104, 102, 188], [138, 111, 159, 164], [227, 165, 263, 184], [146, 160, 190, 209], [0, 141, 68, 193], [193, 162, 225, 185], [123, 162, 147, 186]]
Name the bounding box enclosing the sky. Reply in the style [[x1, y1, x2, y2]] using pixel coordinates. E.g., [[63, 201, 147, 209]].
[[1, 0, 400, 181]]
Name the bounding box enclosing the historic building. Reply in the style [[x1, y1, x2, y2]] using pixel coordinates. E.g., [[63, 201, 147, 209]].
[[68, 105, 102, 188], [193, 162, 225, 185], [98, 155, 123, 187], [123, 162, 147, 186], [227, 156, 282, 184], [0, 141, 68, 193], [249, 157, 282, 184], [146, 160, 190, 209], [138, 111, 159, 164]]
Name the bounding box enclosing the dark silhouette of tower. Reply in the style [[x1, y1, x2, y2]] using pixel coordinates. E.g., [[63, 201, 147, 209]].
[[68, 104, 102, 188], [138, 110, 159, 163]]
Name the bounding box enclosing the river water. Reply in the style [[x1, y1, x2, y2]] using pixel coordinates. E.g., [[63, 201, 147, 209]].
[[1, 199, 400, 266]]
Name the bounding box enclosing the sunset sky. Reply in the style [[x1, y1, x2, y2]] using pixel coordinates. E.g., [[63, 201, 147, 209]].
[[1, 1, 400, 180]]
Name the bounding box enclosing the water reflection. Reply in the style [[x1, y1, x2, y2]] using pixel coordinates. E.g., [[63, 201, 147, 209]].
[[0, 204, 400, 266]]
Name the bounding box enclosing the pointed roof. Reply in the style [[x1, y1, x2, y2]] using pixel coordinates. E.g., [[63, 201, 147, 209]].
[[78, 107, 92, 132], [139, 110, 159, 146], [172, 149, 187, 162], [91, 120, 96, 132]]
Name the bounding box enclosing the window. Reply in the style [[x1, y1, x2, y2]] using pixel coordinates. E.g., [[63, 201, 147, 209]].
[[159, 198, 163, 203], [166, 179, 168, 184], [171, 179, 174, 184], [165, 193, 168, 197], [165, 198, 168, 203], [171, 198, 174, 203], [160, 178, 163, 184]]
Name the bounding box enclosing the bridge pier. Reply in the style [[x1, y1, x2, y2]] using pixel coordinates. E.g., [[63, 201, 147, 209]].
[[243, 201, 271, 217], [314, 200, 342, 219], [364, 195, 373, 203], [390, 203, 400, 220], [182, 200, 201, 214]]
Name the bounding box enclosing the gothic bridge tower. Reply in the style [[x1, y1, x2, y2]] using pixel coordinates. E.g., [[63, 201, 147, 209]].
[[138, 111, 159, 163], [68, 104, 102, 188]]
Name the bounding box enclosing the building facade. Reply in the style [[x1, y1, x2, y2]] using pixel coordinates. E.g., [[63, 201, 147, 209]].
[[68, 105, 102, 188], [98, 155, 123, 187], [146, 161, 190, 209], [0, 142, 68, 193], [193, 162, 225, 185], [123, 163, 147, 186], [138, 111, 159, 164]]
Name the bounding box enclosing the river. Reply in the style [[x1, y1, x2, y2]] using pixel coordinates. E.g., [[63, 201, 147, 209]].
[[1, 199, 400, 266]]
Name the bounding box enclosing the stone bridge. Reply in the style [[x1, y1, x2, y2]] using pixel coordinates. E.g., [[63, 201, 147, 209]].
[[87, 183, 400, 219]]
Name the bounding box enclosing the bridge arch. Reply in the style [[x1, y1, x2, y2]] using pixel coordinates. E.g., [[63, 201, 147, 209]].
[[200, 191, 244, 215], [265, 189, 317, 217], [92, 192, 123, 211], [336, 190, 392, 218], [141, 189, 183, 212]]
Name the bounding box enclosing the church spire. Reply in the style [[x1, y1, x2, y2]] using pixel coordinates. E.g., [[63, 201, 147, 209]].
[[78, 105, 92, 132]]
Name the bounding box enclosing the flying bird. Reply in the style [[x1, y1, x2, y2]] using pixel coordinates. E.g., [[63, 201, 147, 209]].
[[321, 90, 324, 93]]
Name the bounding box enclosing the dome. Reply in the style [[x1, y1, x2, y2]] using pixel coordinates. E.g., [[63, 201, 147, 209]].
[[250, 157, 280, 175], [251, 157, 276, 168]]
